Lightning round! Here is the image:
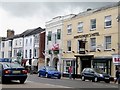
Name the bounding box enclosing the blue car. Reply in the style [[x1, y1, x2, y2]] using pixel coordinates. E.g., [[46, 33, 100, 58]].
[[38, 66, 61, 79]]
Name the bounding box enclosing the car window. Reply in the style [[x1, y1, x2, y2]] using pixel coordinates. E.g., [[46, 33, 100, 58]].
[[84, 68, 90, 72], [46, 67, 57, 71], [3, 63, 23, 68]]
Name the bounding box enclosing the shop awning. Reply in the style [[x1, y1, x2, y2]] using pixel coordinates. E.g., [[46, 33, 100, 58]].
[[74, 54, 94, 57], [92, 56, 112, 63]]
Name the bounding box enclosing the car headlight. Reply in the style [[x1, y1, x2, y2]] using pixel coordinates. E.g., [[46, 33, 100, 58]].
[[99, 74, 103, 77]]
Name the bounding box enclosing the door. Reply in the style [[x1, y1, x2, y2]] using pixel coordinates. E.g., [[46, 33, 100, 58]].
[[81, 59, 91, 72]]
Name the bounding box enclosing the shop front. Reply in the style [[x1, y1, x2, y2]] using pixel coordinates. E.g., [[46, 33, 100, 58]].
[[92, 57, 112, 75]]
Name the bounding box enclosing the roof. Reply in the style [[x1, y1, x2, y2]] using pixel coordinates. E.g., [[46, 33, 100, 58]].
[[73, 2, 119, 19], [20, 27, 45, 37]]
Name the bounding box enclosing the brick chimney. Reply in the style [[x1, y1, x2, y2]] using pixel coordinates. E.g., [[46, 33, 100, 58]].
[[7, 29, 14, 38]]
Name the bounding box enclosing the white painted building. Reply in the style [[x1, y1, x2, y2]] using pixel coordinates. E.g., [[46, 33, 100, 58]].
[[12, 35, 23, 60], [0, 39, 12, 58], [45, 14, 76, 72]]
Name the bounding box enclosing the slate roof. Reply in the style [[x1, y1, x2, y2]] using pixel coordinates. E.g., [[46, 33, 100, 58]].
[[73, 2, 119, 19], [1, 27, 45, 41]]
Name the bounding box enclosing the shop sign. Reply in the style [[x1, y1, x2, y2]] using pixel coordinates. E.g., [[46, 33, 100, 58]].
[[74, 32, 100, 39], [112, 54, 120, 65], [51, 44, 59, 50]]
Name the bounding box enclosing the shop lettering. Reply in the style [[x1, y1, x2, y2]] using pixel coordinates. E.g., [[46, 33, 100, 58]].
[[74, 32, 100, 39], [114, 58, 120, 62]]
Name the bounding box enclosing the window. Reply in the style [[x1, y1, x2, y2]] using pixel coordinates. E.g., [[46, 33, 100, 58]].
[[105, 36, 111, 50], [15, 40, 17, 46], [34, 49, 37, 57], [29, 49, 32, 58], [35, 35, 39, 44], [78, 22, 83, 32], [25, 50, 27, 58], [67, 40, 71, 51], [90, 38, 96, 51], [2, 42, 4, 48], [78, 40, 85, 54], [9, 41, 12, 47], [105, 15, 112, 28], [19, 39, 22, 46], [67, 24, 72, 34], [90, 19, 96, 30], [57, 29, 61, 39], [8, 51, 12, 58], [64, 60, 72, 73], [26, 39, 28, 46], [30, 38, 32, 45], [48, 31, 52, 41], [2, 51, 4, 58], [14, 49, 17, 57]]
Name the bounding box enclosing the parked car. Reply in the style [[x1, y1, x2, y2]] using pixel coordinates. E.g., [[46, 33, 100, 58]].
[[81, 68, 111, 83], [0, 62, 28, 84], [38, 66, 61, 79]]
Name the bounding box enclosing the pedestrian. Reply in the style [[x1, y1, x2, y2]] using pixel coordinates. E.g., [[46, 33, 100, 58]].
[[115, 67, 120, 84], [68, 66, 72, 79]]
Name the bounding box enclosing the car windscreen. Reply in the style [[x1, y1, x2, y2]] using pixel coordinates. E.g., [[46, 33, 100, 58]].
[[3, 63, 23, 69], [46, 67, 57, 71], [94, 68, 104, 73]]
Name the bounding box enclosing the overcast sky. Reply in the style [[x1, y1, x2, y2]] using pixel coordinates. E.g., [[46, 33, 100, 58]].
[[0, 1, 117, 37]]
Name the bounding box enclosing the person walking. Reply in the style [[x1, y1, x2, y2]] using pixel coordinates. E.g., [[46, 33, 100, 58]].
[[115, 67, 120, 84], [68, 66, 72, 79]]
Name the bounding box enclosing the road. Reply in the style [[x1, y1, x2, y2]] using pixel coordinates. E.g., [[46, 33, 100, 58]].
[[1, 74, 119, 89]]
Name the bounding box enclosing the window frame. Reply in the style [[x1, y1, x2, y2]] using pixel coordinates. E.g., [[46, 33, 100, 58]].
[[67, 40, 71, 51], [77, 22, 83, 33], [67, 24, 72, 34], [90, 19, 96, 30], [104, 36, 111, 50], [104, 15, 112, 28], [90, 38, 96, 52]]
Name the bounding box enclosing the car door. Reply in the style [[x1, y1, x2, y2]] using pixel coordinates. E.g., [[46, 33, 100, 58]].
[[83, 68, 90, 78], [89, 68, 95, 79], [40, 66, 46, 76]]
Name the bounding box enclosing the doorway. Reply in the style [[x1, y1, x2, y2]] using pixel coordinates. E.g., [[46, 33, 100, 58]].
[[53, 57, 59, 69], [81, 59, 91, 72]]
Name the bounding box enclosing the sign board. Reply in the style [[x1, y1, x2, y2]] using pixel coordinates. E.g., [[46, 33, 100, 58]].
[[112, 54, 120, 65]]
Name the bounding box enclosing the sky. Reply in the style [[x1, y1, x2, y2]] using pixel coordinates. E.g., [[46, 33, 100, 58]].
[[0, 1, 118, 37]]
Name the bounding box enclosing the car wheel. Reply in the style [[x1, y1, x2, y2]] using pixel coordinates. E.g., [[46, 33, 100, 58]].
[[81, 76, 85, 81], [94, 77, 98, 82], [105, 80, 110, 83], [58, 76, 61, 79], [20, 79, 25, 84]]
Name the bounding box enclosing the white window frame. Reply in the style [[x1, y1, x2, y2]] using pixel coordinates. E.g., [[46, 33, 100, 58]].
[[90, 38, 96, 51], [67, 40, 71, 52], [67, 24, 72, 34], [77, 22, 83, 32], [90, 19, 96, 30], [104, 15, 112, 28], [104, 36, 111, 50]]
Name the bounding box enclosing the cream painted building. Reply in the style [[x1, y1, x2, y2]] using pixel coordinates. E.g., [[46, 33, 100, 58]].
[[62, 3, 120, 77]]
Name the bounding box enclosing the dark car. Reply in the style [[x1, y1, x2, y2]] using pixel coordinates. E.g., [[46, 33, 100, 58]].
[[81, 68, 111, 83], [38, 66, 61, 79], [0, 62, 28, 84]]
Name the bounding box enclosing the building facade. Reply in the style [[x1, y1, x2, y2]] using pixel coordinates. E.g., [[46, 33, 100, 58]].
[[45, 14, 75, 72], [62, 3, 120, 77]]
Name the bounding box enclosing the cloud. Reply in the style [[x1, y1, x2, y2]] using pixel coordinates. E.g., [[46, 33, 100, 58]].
[[0, 2, 116, 37]]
